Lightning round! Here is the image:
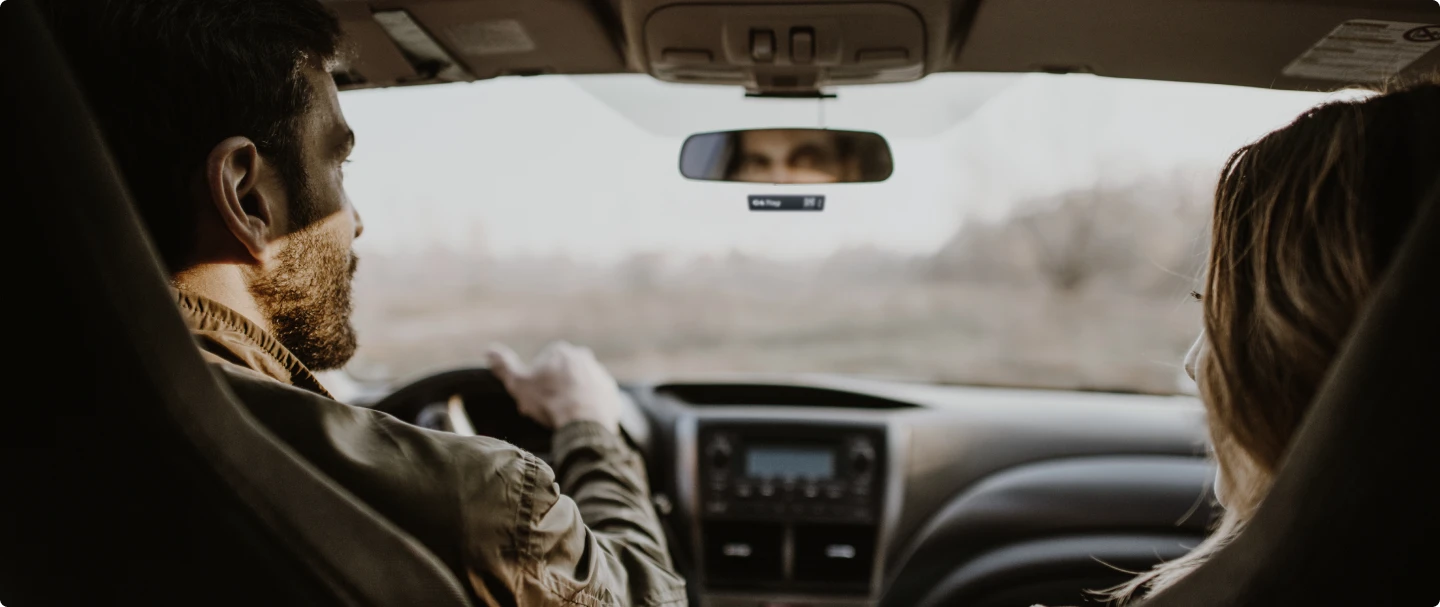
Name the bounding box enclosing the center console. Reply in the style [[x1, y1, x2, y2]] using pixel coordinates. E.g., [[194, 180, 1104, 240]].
[[682, 418, 899, 606]]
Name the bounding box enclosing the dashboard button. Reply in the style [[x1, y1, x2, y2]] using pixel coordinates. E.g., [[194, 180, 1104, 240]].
[[734, 483, 753, 498], [758, 483, 776, 497], [825, 485, 845, 499], [802, 484, 820, 499]]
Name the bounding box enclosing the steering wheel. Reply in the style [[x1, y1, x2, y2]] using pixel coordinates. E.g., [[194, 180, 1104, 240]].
[[368, 367, 556, 459], [366, 367, 652, 462]]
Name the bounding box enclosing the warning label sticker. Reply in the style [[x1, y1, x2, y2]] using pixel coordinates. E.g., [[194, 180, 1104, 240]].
[[1282, 21, 1440, 83]]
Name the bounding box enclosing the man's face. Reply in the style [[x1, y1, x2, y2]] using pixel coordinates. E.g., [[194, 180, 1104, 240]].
[[729, 129, 856, 184], [249, 65, 363, 372]]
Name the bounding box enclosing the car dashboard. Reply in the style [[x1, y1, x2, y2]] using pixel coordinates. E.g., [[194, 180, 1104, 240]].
[[621, 375, 1215, 607], [363, 370, 1213, 606]]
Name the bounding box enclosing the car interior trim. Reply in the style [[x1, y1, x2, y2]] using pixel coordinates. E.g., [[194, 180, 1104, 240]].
[[914, 533, 1201, 607]]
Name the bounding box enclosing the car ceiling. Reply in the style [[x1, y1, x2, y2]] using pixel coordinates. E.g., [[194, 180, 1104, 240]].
[[323, 0, 1440, 95]]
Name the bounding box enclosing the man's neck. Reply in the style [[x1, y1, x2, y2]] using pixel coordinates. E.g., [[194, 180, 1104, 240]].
[[172, 264, 272, 335]]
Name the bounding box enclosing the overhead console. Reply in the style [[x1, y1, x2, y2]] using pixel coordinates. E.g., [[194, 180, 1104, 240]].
[[643, 3, 927, 95]]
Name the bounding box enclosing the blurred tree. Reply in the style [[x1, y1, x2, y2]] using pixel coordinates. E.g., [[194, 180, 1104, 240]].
[[929, 170, 1213, 296]]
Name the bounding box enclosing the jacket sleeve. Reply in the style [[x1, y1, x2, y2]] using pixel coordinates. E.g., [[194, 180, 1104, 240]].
[[219, 366, 685, 607], [458, 422, 688, 607]]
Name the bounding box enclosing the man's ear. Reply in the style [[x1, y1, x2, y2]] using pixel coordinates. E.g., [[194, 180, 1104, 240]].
[[204, 136, 286, 264]]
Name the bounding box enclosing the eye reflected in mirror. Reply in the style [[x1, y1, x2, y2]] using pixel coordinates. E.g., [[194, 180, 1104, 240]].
[[679, 128, 894, 184]]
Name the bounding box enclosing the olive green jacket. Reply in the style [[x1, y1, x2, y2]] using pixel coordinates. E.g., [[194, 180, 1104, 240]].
[[176, 291, 688, 606]]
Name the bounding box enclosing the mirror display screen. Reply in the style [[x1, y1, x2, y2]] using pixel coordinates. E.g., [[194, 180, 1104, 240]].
[[745, 445, 835, 480]]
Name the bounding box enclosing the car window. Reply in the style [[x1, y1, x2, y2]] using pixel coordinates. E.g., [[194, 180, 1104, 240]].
[[338, 73, 1353, 394]]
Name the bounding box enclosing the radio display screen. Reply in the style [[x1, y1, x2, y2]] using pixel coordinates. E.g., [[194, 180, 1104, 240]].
[[745, 445, 835, 480]]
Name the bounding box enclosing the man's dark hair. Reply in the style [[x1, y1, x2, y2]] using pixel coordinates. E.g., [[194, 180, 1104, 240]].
[[41, 0, 343, 271]]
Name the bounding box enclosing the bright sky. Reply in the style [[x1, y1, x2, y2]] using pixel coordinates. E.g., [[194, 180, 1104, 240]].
[[337, 73, 1344, 263]]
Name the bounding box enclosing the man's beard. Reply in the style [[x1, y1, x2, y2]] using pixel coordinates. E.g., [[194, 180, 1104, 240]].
[[250, 225, 359, 372]]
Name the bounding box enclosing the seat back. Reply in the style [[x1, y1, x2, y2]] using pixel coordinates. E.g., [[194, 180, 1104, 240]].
[[0, 2, 473, 605]]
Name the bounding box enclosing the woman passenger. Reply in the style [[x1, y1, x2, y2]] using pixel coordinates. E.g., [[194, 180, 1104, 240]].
[[1104, 76, 1439, 603]]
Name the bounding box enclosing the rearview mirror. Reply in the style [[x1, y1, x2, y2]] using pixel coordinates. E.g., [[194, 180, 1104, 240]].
[[679, 128, 893, 184]]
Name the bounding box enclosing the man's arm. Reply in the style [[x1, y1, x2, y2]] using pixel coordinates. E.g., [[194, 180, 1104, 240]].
[[550, 421, 682, 599], [471, 421, 686, 606], [484, 342, 687, 606], [224, 357, 686, 607]]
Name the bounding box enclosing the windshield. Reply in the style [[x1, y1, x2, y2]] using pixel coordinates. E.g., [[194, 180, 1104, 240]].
[[337, 73, 1342, 395]]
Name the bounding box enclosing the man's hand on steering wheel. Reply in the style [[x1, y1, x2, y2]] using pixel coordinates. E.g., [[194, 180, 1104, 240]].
[[486, 341, 623, 434]]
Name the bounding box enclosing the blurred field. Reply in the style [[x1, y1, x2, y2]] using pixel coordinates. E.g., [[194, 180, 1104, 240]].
[[348, 175, 1213, 395]]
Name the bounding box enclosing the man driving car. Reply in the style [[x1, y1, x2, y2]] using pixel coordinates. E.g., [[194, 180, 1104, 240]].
[[39, 0, 686, 605]]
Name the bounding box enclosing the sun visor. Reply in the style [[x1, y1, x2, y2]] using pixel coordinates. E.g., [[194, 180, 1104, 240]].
[[327, 2, 421, 89], [324, 0, 628, 90]]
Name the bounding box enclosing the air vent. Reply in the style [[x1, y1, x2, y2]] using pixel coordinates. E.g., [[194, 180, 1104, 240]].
[[654, 384, 918, 410]]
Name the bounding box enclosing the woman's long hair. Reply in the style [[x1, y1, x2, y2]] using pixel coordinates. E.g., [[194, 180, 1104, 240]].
[[1104, 75, 1439, 603]]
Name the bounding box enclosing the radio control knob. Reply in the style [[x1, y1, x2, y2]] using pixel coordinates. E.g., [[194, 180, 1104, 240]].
[[707, 439, 733, 471], [849, 445, 875, 475]]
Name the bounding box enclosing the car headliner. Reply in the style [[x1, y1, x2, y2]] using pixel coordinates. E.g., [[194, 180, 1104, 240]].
[[323, 0, 1439, 93]]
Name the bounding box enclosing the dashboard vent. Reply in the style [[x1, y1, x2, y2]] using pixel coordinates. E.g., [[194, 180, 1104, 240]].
[[654, 384, 918, 410]]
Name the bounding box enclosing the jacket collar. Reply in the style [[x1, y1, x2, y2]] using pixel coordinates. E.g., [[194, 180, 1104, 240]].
[[174, 290, 333, 398]]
